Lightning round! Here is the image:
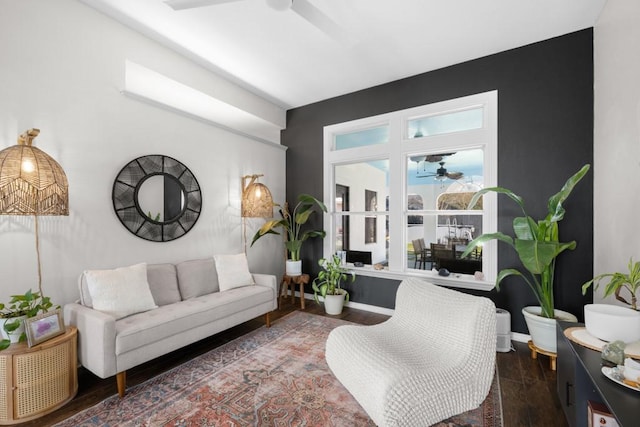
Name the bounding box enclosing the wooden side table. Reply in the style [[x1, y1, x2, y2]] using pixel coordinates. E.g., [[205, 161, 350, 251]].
[[0, 326, 77, 424], [280, 274, 310, 309]]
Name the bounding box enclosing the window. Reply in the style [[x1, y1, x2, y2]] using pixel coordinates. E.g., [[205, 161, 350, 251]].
[[323, 91, 497, 291]]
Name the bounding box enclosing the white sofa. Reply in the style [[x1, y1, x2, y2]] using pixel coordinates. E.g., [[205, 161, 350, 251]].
[[64, 256, 278, 397], [326, 278, 496, 426]]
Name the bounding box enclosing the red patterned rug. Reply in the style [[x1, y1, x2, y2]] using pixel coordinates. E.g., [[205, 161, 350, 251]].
[[56, 311, 502, 426]]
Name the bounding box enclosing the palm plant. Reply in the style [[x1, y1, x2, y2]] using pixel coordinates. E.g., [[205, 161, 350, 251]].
[[251, 194, 327, 261], [462, 164, 590, 318], [582, 258, 640, 310]]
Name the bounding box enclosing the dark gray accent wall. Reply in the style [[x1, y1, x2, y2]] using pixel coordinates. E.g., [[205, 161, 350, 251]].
[[282, 29, 594, 333]]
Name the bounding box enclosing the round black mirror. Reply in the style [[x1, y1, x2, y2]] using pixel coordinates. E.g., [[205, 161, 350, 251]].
[[112, 155, 202, 242]]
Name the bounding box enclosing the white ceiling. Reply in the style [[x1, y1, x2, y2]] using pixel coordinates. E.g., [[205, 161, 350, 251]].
[[81, 0, 607, 109]]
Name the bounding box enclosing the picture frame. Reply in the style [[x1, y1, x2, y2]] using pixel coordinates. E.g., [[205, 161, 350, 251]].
[[25, 309, 65, 347]]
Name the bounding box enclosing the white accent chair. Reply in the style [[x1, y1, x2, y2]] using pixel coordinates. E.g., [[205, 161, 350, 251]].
[[325, 278, 496, 426]]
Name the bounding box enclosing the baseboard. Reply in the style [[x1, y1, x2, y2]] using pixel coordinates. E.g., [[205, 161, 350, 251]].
[[297, 292, 395, 316], [511, 331, 530, 343], [295, 291, 532, 342]]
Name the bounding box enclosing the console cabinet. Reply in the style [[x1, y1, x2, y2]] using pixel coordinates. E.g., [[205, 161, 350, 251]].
[[0, 327, 77, 424], [557, 321, 639, 427]]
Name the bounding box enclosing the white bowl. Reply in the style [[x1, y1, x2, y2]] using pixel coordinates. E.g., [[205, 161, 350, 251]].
[[584, 304, 640, 343]]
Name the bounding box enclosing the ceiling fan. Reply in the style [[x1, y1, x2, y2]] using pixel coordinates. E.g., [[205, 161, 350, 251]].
[[164, 0, 352, 44], [417, 161, 464, 181]]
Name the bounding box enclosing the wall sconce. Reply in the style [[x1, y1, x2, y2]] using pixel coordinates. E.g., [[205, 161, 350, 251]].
[[241, 174, 273, 218], [241, 174, 273, 254], [0, 129, 69, 297]]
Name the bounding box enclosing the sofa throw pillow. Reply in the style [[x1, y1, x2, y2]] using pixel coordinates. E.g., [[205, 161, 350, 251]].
[[147, 263, 181, 306], [176, 258, 219, 300], [214, 253, 255, 292], [84, 263, 158, 319]]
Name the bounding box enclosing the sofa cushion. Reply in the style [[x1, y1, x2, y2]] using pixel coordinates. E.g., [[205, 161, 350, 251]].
[[214, 253, 255, 291], [176, 258, 219, 300], [115, 284, 273, 355], [84, 263, 158, 319], [147, 263, 181, 306]]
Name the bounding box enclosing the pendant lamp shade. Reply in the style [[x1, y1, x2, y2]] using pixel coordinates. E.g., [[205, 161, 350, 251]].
[[242, 174, 273, 218], [0, 129, 69, 216], [0, 129, 69, 299]]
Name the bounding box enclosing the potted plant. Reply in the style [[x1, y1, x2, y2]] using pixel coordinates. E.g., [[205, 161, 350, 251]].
[[0, 289, 55, 350], [461, 164, 590, 353], [251, 194, 327, 276], [312, 254, 356, 315], [582, 258, 640, 310], [580, 258, 640, 343]]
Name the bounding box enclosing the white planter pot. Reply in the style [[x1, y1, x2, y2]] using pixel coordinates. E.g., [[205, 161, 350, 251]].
[[584, 304, 640, 343], [323, 291, 346, 315], [285, 260, 302, 276], [522, 306, 577, 353], [0, 315, 26, 344]]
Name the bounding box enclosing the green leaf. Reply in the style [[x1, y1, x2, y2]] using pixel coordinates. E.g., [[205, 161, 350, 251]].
[[0, 339, 9, 351], [250, 219, 286, 246], [3, 318, 22, 333], [496, 269, 527, 291], [547, 164, 590, 222], [514, 240, 557, 274], [460, 232, 514, 259], [468, 186, 526, 213], [299, 230, 326, 243], [513, 217, 535, 240], [294, 207, 314, 225], [297, 194, 327, 212], [284, 241, 302, 260]]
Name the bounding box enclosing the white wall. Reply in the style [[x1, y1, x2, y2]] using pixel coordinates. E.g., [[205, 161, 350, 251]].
[[0, 0, 286, 307], [594, 0, 640, 304]]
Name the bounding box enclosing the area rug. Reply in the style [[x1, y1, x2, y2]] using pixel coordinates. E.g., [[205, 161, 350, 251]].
[[56, 311, 502, 426]]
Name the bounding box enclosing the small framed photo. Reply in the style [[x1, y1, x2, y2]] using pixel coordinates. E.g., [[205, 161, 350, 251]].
[[25, 309, 65, 347]]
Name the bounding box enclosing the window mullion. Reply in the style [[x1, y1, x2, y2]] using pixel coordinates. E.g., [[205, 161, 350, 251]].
[[387, 119, 404, 271]]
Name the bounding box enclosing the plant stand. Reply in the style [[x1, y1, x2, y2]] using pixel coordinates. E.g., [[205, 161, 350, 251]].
[[280, 274, 309, 310], [528, 340, 556, 371]]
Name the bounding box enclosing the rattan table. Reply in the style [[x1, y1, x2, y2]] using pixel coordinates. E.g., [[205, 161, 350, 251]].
[[0, 326, 77, 424]]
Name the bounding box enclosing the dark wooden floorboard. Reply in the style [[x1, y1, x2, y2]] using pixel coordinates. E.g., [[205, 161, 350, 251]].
[[24, 298, 567, 426]]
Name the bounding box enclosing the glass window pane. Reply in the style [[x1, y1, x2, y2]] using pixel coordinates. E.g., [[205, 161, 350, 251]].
[[407, 107, 482, 139], [407, 149, 483, 210], [335, 125, 389, 150], [334, 213, 389, 267], [406, 148, 484, 275], [335, 160, 389, 212], [406, 214, 482, 275]]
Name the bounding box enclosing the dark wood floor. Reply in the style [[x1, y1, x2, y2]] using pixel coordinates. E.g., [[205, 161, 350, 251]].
[[27, 299, 567, 426]]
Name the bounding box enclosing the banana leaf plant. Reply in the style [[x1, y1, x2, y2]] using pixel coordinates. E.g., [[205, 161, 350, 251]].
[[251, 194, 327, 261], [582, 258, 640, 310], [461, 164, 590, 319]]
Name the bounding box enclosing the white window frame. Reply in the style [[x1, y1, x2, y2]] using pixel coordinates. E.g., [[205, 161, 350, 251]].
[[323, 91, 498, 292]]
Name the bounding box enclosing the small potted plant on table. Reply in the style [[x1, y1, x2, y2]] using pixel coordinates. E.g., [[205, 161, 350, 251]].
[[312, 254, 355, 315], [581, 258, 640, 343], [0, 289, 55, 350]]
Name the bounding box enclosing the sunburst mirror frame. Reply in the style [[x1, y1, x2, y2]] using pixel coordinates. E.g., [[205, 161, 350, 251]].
[[112, 155, 202, 242]]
